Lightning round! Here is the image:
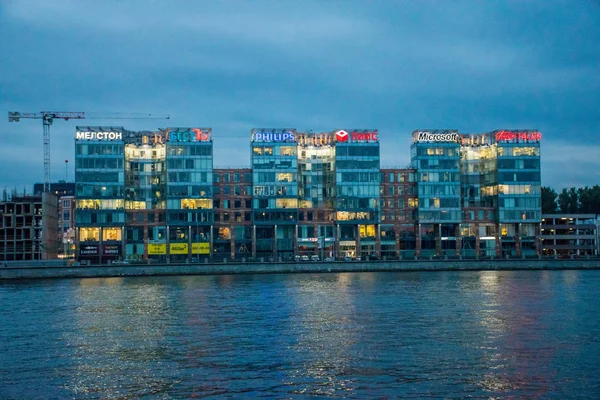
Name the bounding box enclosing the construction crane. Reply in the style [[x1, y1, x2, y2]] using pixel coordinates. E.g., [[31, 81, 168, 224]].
[[8, 111, 170, 193]]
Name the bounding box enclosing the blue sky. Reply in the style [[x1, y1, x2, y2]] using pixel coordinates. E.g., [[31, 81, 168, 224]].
[[1, 0, 599, 190]]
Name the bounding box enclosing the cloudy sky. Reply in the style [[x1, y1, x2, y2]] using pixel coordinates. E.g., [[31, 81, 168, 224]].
[[1, 0, 599, 190]]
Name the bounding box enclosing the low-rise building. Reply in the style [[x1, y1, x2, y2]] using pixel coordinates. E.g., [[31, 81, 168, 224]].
[[541, 214, 599, 257]]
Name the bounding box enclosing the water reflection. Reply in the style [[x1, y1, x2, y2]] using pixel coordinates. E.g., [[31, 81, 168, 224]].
[[66, 278, 177, 397], [0, 271, 599, 398]]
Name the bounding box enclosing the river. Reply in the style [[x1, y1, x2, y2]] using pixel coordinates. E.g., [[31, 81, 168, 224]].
[[1, 270, 599, 398]]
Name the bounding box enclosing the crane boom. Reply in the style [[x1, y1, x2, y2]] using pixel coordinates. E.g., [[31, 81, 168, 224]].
[[8, 111, 170, 192]]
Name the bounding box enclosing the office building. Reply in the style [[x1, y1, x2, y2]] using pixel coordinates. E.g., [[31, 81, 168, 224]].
[[75, 126, 213, 263], [74, 126, 542, 262]]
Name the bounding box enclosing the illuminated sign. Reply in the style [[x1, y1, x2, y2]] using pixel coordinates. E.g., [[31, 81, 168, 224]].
[[351, 130, 378, 141], [495, 130, 542, 142], [192, 242, 210, 254], [102, 244, 121, 256], [169, 243, 188, 255], [76, 131, 123, 141], [336, 130, 349, 142], [79, 244, 99, 256], [336, 129, 378, 142], [414, 131, 459, 142], [167, 128, 211, 142], [252, 129, 296, 142], [148, 243, 166, 255]]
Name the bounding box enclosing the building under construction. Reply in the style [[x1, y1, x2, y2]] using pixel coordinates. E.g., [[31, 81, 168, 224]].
[[0, 193, 58, 261]]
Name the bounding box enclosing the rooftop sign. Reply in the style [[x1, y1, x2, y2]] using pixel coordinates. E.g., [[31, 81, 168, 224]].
[[166, 128, 212, 142], [252, 129, 296, 142], [495, 130, 542, 142], [76, 131, 123, 141], [336, 129, 378, 143], [412, 130, 460, 143]]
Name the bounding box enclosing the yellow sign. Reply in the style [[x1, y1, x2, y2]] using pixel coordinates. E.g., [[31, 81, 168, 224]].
[[148, 243, 166, 255], [192, 242, 210, 254], [170, 243, 189, 255]]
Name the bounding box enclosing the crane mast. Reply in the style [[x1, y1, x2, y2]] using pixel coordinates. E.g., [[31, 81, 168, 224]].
[[8, 111, 169, 193]]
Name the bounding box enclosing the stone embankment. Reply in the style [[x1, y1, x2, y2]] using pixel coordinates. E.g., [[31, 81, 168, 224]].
[[1, 259, 599, 280]]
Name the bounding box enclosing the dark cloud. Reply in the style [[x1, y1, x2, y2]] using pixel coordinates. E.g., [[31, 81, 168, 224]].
[[1, 0, 598, 189]]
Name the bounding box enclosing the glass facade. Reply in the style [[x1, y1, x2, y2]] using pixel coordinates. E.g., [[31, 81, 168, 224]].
[[411, 130, 461, 257], [251, 129, 298, 259], [495, 130, 541, 256], [75, 126, 542, 262], [335, 130, 380, 258], [75, 126, 213, 263], [75, 127, 126, 262], [297, 132, 336, 258]]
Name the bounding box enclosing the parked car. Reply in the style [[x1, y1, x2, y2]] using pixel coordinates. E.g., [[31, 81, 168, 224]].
[[301, 255, 310, 261], [310, 255, 320, 262], [294, 255, 301, 262], [112, 260, 129, 265], [324, 257, 335, 262]]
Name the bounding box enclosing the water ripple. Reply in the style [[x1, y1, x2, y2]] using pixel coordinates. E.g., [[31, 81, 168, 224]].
[[1, 270, 600, 398]]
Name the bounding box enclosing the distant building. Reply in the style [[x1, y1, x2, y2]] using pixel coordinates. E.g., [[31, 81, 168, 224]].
[[58, 196, 76, 258], [212, 168, 253, 260], [0, 193, 58, 261], [379, 169, 418, 259], [33, 181, 76, 259], [541, 214, 599, 257], [33, 181, 75, 197]]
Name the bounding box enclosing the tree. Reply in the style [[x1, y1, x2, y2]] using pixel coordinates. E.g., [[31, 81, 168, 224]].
[[578, 185, 600, 213], [541, 186, 558, 213], [558, 187, 579, 213]]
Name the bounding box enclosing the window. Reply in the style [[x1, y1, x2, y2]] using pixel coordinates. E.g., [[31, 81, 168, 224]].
[[280, 146, 296, 156], [234, 173, 240, 182], [276, 199, 298, 208], [102, 228, 122, 241], [80, 227, 100, 241]]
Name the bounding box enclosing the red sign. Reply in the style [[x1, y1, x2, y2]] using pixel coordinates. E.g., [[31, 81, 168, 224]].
[[351, 130, 378, 141], [495, 130, 542, 142], [336, 130, 349, 142]]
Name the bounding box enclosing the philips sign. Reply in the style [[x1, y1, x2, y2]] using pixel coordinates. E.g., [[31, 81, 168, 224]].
[[252, 129, 296, 142], [76, 131, 123, 141], [414, 131, 459, 143]]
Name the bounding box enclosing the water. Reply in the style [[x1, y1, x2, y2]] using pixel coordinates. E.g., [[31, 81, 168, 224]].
[[1, 270, 599, 399]]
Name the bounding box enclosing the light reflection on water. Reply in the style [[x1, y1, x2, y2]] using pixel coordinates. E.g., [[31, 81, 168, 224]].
[[1, 270, 599, 398]]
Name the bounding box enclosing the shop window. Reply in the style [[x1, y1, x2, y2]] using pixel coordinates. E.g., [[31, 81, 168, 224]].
[[102, 228, 122, 241], [80, 227, 100, 241]]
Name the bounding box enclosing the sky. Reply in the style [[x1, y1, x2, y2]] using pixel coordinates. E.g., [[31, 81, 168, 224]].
[[1, 0, 599, 191]]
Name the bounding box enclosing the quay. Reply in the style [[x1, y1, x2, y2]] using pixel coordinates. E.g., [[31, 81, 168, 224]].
[[1, 258, 600, 280]]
